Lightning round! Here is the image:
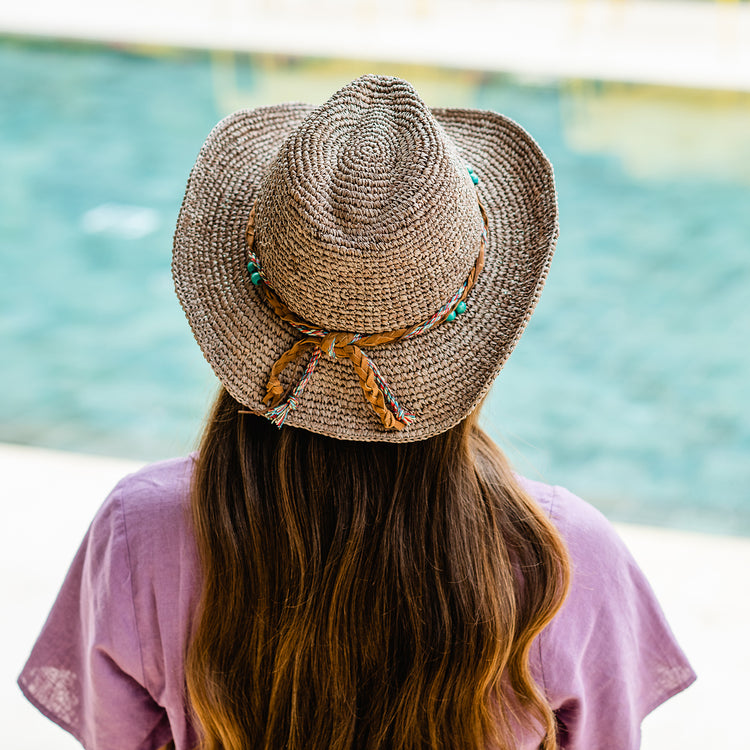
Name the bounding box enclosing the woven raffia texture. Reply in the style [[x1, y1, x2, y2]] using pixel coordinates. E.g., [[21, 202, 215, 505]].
[[173, 75, 559, 442]]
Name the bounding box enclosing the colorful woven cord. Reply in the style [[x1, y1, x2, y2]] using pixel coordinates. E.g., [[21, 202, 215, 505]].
[[245, 198, 488, 431]]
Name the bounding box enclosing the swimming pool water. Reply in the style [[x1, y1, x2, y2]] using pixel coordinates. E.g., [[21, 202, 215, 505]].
[[1, 38, 749, 534]]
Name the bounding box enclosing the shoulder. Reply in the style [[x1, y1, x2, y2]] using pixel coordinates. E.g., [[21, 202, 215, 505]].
[[100, 454, 196, 537], [519, 476, 648, 625], [91, 454, 198, 595], [517, 476, 624, 565], [108, 453, 196, 511], [518, 476, 632, 569]]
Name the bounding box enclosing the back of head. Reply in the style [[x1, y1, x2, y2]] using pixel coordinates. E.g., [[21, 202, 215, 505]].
[[174, 75, 567, 749], [186, 388, 569, 750]]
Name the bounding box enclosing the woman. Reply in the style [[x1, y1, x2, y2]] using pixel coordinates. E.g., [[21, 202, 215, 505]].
[[19, 75, 695, 749]]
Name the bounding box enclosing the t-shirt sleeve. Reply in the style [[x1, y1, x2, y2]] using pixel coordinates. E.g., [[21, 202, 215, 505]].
[[17, 485, 172, 750], [535, 485, 697, 750]]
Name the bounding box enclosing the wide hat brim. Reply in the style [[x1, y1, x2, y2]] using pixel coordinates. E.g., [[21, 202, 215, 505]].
[[173, 102, 558, 442]]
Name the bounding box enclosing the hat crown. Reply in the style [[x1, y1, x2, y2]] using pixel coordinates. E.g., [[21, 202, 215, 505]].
[[253, 75, 484, 332]]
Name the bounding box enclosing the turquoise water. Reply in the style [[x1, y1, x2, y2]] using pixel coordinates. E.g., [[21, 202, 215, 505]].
[[1, 38, 749, 533]]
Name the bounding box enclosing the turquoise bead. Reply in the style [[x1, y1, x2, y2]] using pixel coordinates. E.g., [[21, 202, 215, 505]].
[[247, 261, 257, 274], [250, 271, 262, 286], [456, 300, 467, 315], [446, 310, 457, 322], [470, 173, 479, 185]]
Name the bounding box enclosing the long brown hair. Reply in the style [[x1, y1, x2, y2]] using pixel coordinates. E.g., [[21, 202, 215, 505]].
[[185, 388, 570, 750]]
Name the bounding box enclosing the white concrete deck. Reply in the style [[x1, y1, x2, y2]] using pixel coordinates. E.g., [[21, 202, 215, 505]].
[[2, 441, 748, 748], [1, 0, 750, 92]]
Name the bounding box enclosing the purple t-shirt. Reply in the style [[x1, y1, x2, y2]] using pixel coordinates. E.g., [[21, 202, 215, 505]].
[[18, 455, 696, 749]]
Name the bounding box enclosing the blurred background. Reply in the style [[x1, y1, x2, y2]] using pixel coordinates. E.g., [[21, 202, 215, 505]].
[[1, 0, 749, 535]]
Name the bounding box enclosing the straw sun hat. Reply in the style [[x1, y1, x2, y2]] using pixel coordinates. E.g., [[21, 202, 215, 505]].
[[173, 75, 558, 442]]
